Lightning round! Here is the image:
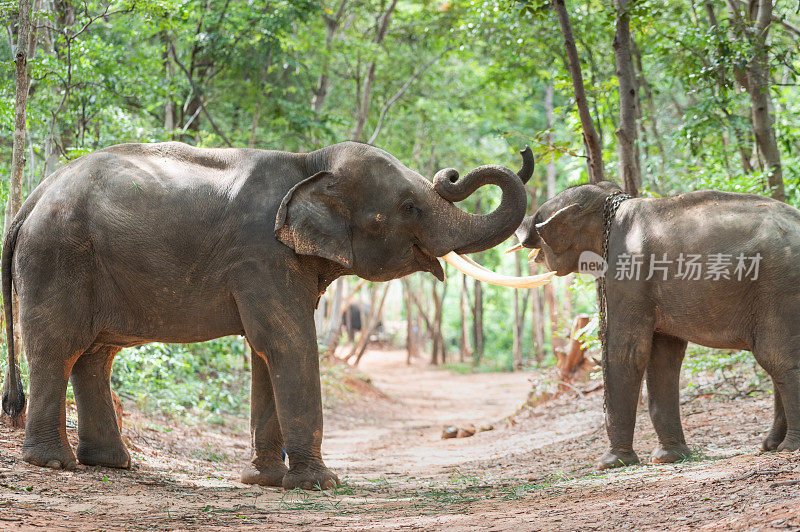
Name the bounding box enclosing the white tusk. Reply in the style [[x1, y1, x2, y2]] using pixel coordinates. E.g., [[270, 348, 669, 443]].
[[505, 243, 524, 254], [528, 248, 540, 260], [460, 253, 495, 273], [441, 252, 556, 289]]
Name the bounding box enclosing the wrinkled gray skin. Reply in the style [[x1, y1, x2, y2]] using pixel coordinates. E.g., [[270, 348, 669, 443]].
[[1, 141, 531, 489], [517, 181, 800, 469]]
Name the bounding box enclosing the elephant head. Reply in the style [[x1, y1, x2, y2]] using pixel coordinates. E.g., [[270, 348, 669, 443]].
[[275, 142, 550, 286], [515, 181, 623, 275]]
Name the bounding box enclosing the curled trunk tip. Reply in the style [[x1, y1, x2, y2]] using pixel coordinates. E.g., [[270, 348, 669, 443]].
[[517, 146, 534, 184]]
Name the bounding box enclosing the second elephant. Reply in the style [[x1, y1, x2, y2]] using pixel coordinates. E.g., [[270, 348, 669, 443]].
[[516, 181, 800, 469]]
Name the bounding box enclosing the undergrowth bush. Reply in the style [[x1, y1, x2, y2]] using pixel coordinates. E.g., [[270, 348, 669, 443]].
[[111, 337, 249, 425]]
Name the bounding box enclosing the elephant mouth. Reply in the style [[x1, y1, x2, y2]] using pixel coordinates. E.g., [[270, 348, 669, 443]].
[[412, 243, 445, 281]]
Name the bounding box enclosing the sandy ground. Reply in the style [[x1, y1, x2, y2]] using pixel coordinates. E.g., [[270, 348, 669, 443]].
[[0, 348, 799, 530]]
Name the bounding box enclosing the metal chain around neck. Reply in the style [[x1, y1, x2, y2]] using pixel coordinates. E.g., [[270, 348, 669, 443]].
[[597, 190, 632, 387]]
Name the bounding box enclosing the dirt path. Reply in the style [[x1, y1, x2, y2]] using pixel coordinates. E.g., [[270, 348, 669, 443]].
[[1, 349, 799, 530]]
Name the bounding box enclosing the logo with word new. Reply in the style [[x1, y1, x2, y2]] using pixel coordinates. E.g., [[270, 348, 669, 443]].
[[578, 251, 608, 279]]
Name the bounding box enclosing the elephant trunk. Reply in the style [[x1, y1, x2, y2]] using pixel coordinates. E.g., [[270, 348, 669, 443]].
[[425, 150, 531, 256]]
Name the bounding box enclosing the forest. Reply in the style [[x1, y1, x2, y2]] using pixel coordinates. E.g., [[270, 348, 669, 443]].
[[1, 0, 799, 528], [5, 0, 798, 377]]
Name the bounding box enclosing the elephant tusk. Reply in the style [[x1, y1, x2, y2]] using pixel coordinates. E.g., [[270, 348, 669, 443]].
[[505, 243, 524, 254], [528, 248, 540, 260], [440, 252, 555, 289]]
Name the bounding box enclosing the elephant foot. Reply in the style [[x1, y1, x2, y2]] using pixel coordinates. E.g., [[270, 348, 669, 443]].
[[282, 463, 340, 490], [241, 461, 288, 486], [76, 441, 131, 468], [22, 440, 77, 470], [762, 433, 785, 452], [651, 443, 691, 464], [596, 448, 640, 470], [776, 432, 800, 452]]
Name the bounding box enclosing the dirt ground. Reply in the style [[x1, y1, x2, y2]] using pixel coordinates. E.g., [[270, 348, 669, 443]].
[[1, 349, 799, 531]]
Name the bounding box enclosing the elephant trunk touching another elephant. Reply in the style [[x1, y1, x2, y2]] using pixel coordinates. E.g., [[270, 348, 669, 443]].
[[0, 140, 548, 490]]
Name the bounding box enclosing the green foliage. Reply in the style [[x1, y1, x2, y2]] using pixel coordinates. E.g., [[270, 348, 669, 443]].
[[682, 345, 770, 399], [110, 337, 248, 424]]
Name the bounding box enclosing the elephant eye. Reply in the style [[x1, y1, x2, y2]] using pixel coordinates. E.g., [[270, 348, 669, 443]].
[[401, 199, 416, 216]]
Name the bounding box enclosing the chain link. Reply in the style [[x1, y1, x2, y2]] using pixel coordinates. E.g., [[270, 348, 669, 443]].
[[597, 190, 631, 412]]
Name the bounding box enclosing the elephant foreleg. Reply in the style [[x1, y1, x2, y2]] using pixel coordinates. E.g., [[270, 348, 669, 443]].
[[240, 343, 288, 486], [236, 282, 339, 490], [596, 315, 654, 470], [646, 334, 690, 463]]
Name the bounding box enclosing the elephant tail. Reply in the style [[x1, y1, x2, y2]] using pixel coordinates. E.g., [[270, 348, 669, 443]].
[[1, 201, 32, 420]]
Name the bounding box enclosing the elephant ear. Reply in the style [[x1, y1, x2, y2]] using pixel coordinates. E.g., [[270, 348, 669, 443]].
[[274, 171, 353, 268], [534, 203, 581, 254]]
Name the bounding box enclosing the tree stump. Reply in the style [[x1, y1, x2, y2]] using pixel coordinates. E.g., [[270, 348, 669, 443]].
[[556, 314, 595, 387]]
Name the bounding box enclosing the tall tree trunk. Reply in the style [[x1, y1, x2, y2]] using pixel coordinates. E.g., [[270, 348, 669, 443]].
[[512, 254, 530, 371], [529, 263, 546, 364], [459, 273, 472, 362], [471, 277, 484, 366], [4, 0, 33, 426], [403, 279, 418, 364], [312, 0, 348, 113], [735, 0, 785, 201], [613, 0, 641, 196], [430, 279, 447, 365], [552, 0, 605, 183], [321, 278, 345, 356], [350, 0, 399, 141], [351, 284, 390, 366]]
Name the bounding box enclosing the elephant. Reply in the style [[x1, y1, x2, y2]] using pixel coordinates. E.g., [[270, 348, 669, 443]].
[[342, 301, 381, 343], [515, 181, 800, 469], [1, 140, 544, 490]]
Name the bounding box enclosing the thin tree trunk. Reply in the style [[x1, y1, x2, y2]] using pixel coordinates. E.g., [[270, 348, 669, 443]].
[[312, 0, 348, 113], [472, 277, 484, 366], [512, 253, 529, 371], [552, 0, 605, 183], [351, 284, 390, 366], [459, 273, 472, 362], [613, 0, 641, 196], [403, 279, 418, 364], [739, 0, 784, 200], [322, 278, 345, 356], [350, 0, 399, 141], [4, 0, 33, 427], [529, 263, 546, 364]]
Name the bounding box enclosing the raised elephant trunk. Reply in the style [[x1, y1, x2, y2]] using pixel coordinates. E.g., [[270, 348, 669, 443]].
[[423, 148, 554, 289], [429, 149, 531, 255]]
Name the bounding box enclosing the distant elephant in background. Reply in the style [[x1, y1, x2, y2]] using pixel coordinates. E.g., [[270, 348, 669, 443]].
[[2, 141, 534, 490], [342, 301, 382, 342], [516, 181, 800, 469]]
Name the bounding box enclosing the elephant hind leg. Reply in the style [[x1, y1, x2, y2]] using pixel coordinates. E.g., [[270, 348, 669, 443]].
[[762, 384, 787, 452], [753, 333, 800, 452], [22, 342, 86, 470], [71, 344, 130, 468], [241, 344, 287, 486], [646, 334, 690, 463]]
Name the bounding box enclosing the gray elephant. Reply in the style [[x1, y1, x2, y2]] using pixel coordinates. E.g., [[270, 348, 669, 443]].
[[516, 181, 800, 469], [1, 141, 539, 490], [342, 301, 381, 342]]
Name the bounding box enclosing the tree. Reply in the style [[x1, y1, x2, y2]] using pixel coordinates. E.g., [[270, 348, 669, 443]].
[[727, 0, 785, 201], [613, 0, 641, 195], [552, 0, 605, 183]]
